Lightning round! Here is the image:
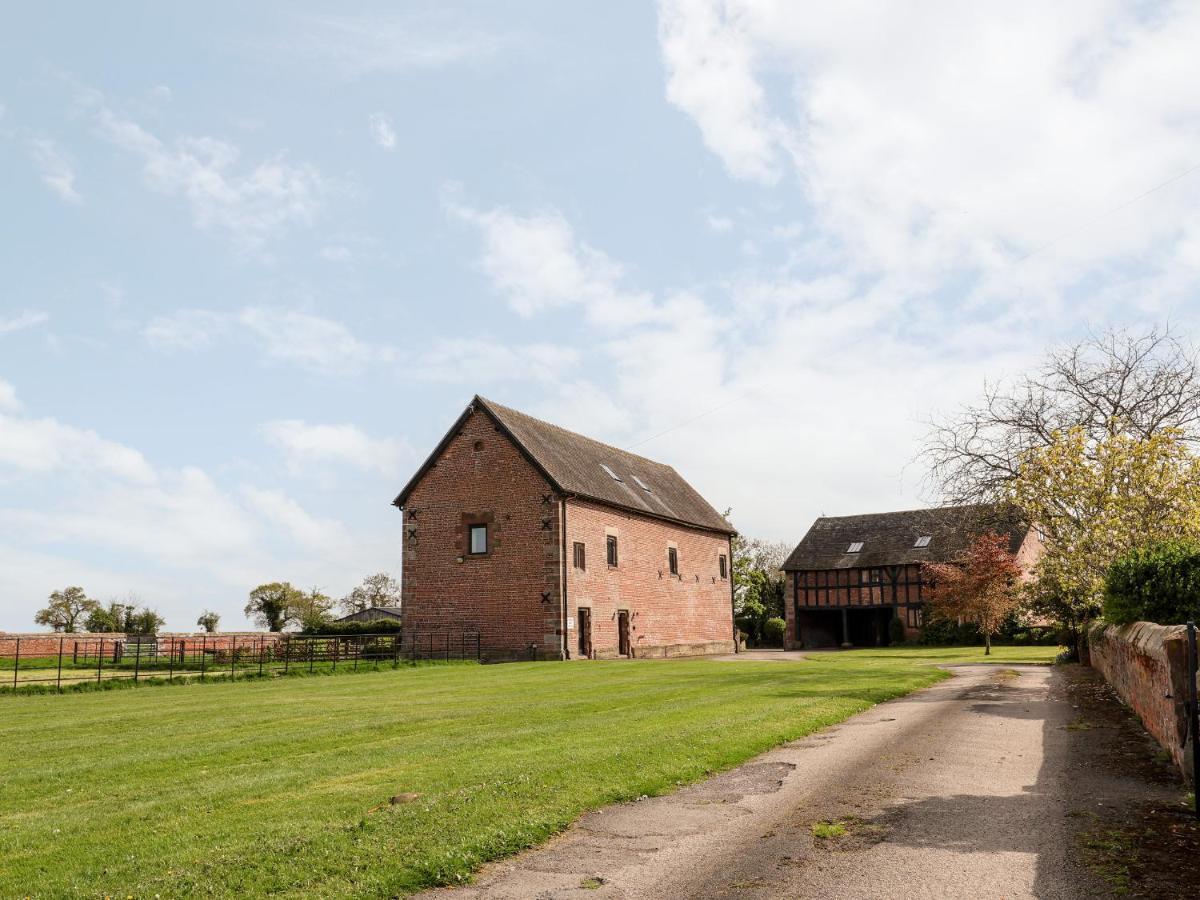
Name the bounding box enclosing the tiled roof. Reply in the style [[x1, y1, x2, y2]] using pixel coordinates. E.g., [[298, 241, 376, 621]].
[[781, 504, 1028, 571], [394, 396, 735, 535]]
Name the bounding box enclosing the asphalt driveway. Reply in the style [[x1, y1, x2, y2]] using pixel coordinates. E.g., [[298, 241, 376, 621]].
[[422, 664, 1182, 899]]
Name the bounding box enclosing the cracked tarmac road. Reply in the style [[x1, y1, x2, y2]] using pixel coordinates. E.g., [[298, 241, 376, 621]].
[[419, 665, 1164, 899]]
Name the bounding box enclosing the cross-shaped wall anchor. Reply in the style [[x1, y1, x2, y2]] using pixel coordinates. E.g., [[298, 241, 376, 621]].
[[407, 509, 418, 521], [540, 518, 552, 530], [541, 493, 553, 505]]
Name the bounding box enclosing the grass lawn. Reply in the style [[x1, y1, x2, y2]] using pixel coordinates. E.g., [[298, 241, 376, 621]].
[[0, 644, 1057, 897]]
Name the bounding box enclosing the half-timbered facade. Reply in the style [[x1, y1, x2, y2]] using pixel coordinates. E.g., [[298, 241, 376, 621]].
[[781, 505, 1041, 649]]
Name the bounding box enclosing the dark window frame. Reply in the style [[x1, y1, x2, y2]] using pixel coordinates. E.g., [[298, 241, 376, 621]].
[[719, 553, 728, 579], [467, 523, 489, 555], [573, 541, 586, 570], [606, 534, 619, 567], [668, 546, 679, 575]]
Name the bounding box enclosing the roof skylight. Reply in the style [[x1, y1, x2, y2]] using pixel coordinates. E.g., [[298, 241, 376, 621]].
[[631, 475, 652, 492], [600, 463, 623, 482], [914, 535, 932, 548], [847, 541, 864, 553]]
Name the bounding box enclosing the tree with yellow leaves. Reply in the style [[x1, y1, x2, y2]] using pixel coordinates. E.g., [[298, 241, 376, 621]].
[[1011, 426, 1200, 638]]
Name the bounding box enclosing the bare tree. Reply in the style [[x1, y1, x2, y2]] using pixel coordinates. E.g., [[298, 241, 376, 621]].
[[923, 327, 1200, 503]]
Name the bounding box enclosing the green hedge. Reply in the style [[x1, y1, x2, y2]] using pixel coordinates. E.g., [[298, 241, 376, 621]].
[[300, 619, 403, 636], [1104, 539, 1200, 626], [762, 617, 786, 647]]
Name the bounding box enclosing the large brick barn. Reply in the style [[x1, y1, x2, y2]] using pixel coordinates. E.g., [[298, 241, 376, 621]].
[[393, 396, 736, 661], [782, 504, 1042, 649]]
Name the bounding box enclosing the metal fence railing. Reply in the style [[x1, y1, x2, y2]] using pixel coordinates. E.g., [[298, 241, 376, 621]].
[[0, 631, 481, 692]]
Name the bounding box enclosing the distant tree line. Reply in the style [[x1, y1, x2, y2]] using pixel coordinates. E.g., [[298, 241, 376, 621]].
[[31, 572, 400, 635]]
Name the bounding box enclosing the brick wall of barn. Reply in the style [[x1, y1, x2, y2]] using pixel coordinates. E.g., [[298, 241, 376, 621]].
[[564, 498, 734, 659], [399, 408, 565, 661]]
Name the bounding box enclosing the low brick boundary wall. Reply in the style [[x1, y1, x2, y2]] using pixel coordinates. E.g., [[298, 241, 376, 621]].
[[0, 632, 284, 658], [1088, 621, 1191, 779]]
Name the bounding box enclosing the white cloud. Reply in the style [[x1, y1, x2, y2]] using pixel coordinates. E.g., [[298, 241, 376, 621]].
[[141, 308, 225, 351], [657, 1, 1200, 281], [242, 487, 352, 553], [416, 337, 579, 385], [369, 112, 397, 150], [91, 102, 324, 253], [275, 13, 509, 78], [142, 307, 390, 375], [0, 379, 20, 412], [259, 420, 412, 477], [236, 307, 383, 374], [658, 0, 784, 184], [0, 411, 155, 483], [449, 199, 658, 326], [705, 213, 734, 233], [28, 136, 82, 204], [0, 311, 49, 335]]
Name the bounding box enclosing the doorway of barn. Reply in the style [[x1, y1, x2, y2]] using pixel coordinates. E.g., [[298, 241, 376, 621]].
[[795, 607, 896, 649], [577, 607, 592, 658], [617, 610, 631, 657]]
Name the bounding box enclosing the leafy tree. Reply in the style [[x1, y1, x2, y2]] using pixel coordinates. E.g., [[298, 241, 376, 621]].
[[925, 327, 1200, 504], [196, 610, 221, 633], [340, 573, 401, 615], [922, 531, 1023, 655], [1012, 426, 1200, 638], [244, 582, 303, 632], [84, 599, 164, 634], [292, 588, 335, 633], [34, 586, 98, 632], [84, 601, 131, 633], [125, 608, 164, 635], [728, 517, 789, 645]]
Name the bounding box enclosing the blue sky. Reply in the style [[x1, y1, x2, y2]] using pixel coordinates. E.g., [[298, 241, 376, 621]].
[[3, 1, 1200, 630]]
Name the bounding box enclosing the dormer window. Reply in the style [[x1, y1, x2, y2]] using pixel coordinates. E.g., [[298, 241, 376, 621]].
[[600, 464, 623, 482], [914, 536, 932, 548], [847, 542, 864, 553]]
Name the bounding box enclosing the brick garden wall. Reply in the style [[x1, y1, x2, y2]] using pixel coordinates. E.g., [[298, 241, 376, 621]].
[[400, 407, 564, 661], [1089, 621, 1191, 779], [0, 632, 284, 658], [565, 498, 734, 659]]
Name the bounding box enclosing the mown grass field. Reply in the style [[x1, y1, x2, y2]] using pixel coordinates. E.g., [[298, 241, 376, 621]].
[[0, 645, 1057, 897]]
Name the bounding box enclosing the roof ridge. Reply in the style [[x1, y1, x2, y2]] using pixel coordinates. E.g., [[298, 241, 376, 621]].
[[476, 396, 674, 471], [813, 503, 994, 522]]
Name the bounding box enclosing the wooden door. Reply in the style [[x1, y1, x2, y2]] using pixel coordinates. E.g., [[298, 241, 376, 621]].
[[577, 608, 592, 659], [618, 610, 631, 657]]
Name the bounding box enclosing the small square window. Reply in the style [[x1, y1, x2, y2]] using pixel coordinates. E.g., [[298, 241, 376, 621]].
[[847, 542, 864, 553], [914, 535, 932, 548], [719, 554, 727, 579], [468, 524, 488, 555], [606, 534, 619, 567], [668, 547, 679, 575], [573, 541, 586, 570]]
